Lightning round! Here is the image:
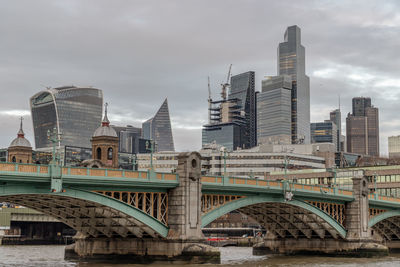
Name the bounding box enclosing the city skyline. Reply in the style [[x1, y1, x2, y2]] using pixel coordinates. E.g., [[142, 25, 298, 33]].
[[0, 1, 399, 155]]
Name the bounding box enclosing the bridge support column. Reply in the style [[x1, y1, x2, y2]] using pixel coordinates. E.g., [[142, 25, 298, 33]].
[[65, 152, 219, 264], [253, 173, 388, 256]]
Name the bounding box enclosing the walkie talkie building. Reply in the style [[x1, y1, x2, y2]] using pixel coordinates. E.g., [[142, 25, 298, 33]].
[[30, 86, 103, 149]]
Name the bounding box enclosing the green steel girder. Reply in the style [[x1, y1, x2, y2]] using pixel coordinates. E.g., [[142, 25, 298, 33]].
[[0, 184, 169, 238], [369, 210, 400, 228], [369, 199, 400, 209], [202, 183, 354, 202], [201, 194, 347, 238]]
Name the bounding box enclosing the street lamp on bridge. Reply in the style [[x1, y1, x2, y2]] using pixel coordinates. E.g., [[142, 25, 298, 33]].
[[47, 127, 62, 166]]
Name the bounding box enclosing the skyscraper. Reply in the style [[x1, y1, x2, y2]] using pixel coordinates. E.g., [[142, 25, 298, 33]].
[[310, 121, 338, 149], [112, 125, 149, 154], [30, 86, 103, 149], [346, 97, 379, 156], [202, 71, 256, 151], [388, 136, 400, 158], [352, 97, 372, 116], [257, 75, 292, 145], [330, 109, 341, 151], [142, 98, 175, 152], [229, 71, 257, 148], [278, 25, 310, 144]]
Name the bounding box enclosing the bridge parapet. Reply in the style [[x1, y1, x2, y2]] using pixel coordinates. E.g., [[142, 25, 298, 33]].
[[201, 175, 354, 199], [0, 162, 179, 182]]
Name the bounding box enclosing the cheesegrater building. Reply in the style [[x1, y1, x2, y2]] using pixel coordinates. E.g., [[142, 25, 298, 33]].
[[142, 98, 175, 152], [30, 86, 103, 149]]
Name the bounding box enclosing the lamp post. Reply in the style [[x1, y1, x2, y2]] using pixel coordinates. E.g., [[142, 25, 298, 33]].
[[47, 127, 62, 166], [374, 172, 378, 199], [129, 154, 137, 171], [220, 147, 229, 184], [47, 127, 62, 193], [146, 140, 156, 180], [146, 140, 154, 170]]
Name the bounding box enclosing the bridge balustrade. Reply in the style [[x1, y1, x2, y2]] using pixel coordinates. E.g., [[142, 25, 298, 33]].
[[201, 175, 354, 197], [0, 162, 179, 182]]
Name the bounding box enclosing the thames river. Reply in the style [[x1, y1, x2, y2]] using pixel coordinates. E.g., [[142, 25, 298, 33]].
[[1, 246, 400, 266]]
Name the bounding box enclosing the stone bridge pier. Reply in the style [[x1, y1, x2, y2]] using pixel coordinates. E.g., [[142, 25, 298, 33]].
[[254, 173, 388, 256], [65, 152, 219, 264]]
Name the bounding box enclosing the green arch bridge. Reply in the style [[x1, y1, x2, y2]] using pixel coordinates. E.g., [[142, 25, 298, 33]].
[[0, 152, 399, 262]]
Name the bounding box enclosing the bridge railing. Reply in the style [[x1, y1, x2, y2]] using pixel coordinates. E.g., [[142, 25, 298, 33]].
[[368, 193, 400, 203], [0, 162, 179, 182], [0, 162, 49, 174], [201, 175, 354, 196]]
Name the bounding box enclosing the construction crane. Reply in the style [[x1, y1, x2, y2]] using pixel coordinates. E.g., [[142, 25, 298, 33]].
[[220, 64, 232, 100]]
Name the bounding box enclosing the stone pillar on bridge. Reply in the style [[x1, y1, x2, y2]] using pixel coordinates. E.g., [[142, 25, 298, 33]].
[[168, 152, 204, 239], [345, 171, 371, 240]]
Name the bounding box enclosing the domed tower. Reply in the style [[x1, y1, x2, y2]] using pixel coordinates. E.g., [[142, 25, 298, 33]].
[[8, 117, 33, 163], [91, 103, 119, 168]]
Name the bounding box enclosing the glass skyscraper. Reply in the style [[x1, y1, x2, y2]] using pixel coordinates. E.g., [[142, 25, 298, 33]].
[[229, 71, 257, 148], [278, 25, 310, 144], [201, 123, 244, 151], [30, 86, 103, 149], [257, 75, 292, 145], [330, 109, 342, 151], [310, 121, 338, 149], [142, 98, 175, 152]]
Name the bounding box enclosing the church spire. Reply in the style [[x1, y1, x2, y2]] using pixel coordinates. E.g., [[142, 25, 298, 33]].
[[102, 102, 110, 127], [17, 117, 25, 138]]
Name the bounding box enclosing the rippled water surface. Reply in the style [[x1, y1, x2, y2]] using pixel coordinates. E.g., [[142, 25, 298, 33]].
[[1, 246, 400, 266]]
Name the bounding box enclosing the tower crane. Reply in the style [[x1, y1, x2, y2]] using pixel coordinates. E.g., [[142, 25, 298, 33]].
[[220, 64, 232, 100]]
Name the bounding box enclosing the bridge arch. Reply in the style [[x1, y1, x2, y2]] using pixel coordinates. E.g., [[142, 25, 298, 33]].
[[202, 195, 347, 239], [0, 184, 169, 238], [369, 210, 400, 241]]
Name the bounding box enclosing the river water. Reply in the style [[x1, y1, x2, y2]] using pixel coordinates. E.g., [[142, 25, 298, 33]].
[[0, 246, 400, 266]]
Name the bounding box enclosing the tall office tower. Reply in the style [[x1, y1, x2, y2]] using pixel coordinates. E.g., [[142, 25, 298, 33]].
[[257, 75, 292, 145], [142, 98, 175, 152], [388, 136, 400, 158], [30, 86, 103, 149], [352, 97, 372, 116], [112, 125, 149, 154], [229, 71, 257, 148], [310, 121, 338, 149], [346, 97, 379, 156], [278, 25, 310, 144], [330, 109, 341, 151]]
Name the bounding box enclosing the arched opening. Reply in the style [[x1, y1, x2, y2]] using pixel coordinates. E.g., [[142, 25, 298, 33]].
[[107, 147, 113, 160], [96, 147, 101, 160], [19, 160, 22, 163], [12, 156, 16, 162]]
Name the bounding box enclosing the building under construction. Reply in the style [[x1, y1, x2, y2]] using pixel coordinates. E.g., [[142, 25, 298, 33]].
[[202, 66, 256, 151]]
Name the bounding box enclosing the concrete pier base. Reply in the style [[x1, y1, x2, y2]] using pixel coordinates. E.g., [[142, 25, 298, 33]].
[[386, 241, 400, 253], [253, 238, 388, 257], [64, 237, 220, 264]]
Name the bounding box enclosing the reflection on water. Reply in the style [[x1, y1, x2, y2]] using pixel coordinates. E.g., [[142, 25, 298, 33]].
[[0, 245, 400, 267]]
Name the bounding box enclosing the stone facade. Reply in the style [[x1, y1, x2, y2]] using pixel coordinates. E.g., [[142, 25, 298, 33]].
[[8, 146, 32, 164]]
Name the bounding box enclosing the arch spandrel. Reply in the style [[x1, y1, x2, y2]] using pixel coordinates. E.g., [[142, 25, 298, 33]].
[[0, 185, 169, 238], [201, 195, 347, 239]]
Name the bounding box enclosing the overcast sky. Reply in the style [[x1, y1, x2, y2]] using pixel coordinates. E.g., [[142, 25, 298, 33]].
[[1, 0, 399, 155]]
